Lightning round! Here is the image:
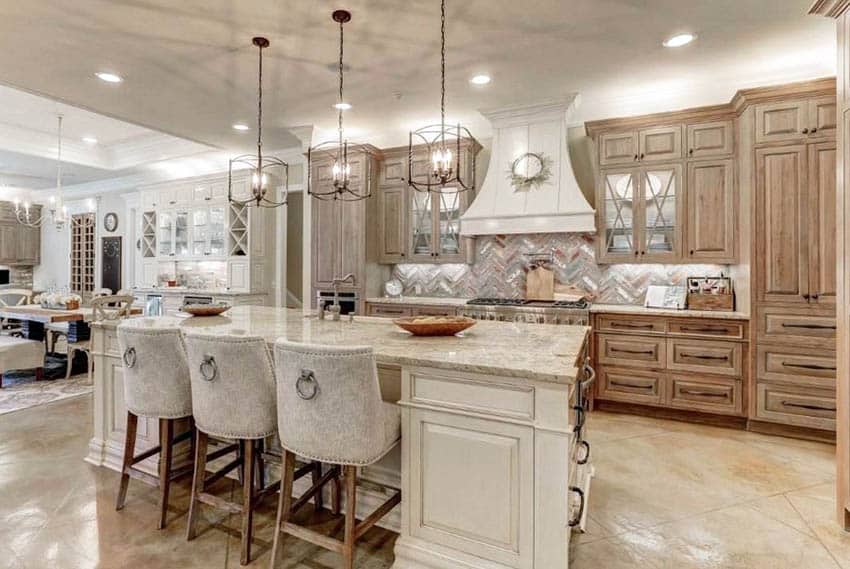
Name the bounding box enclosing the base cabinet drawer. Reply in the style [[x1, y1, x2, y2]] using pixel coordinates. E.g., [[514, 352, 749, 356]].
[[756, 383, 836, 431], [598, 367, 664, 405], [667, 338, 742, 377], [755, 344, 836, 389], [410, 306, 458, 317], [367, 304, 412, 318], [667, 375, 743, 416], [596, 315, 665, 334], [758, 308, 837, 346], [667, 320, 744, 340], [597, 334, 665, 369]]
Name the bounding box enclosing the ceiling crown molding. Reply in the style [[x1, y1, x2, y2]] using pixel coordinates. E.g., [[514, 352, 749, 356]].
[[809, 0, 850, 17]]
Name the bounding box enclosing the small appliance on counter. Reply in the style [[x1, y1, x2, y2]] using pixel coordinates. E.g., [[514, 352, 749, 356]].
[[686, 275, 734, 311]]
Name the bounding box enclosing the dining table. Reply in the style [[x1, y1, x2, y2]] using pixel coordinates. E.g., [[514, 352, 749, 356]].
[[0, 305, 142, 345]]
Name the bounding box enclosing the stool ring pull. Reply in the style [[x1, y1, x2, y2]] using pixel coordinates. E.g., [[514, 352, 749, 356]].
[[200, 355, 218, 382], [122, 347, 137, 368], [296, 369, 319, 400]]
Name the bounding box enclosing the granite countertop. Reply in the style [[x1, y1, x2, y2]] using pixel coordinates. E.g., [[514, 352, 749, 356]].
[[132, 287, 266, 297], [366, 296, 472, 307], [104, 306, 588, 384], [590, 303, 749, 320]]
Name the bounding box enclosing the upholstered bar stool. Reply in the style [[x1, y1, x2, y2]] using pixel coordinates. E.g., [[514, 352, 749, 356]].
[[116, 324, 196, 529], [270, 341, 402, 569], [184, 332, 310, 566]]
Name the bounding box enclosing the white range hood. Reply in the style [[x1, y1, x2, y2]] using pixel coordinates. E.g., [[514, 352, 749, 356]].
[[460, 96, 596, 236]]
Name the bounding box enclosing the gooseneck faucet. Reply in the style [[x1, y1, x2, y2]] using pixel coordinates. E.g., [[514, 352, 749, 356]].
[[322, 273, 355, 321]]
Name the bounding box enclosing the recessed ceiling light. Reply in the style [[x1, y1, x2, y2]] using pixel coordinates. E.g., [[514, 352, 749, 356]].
[[82, 137, 98, 144], [232, 123, 250, 131], [663, 33, 695, 48], [95, 72, 123, 83], [333, 102, 352, 110], [469, 74, 491, 85]]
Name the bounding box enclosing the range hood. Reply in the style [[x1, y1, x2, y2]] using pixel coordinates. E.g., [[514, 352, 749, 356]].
[[460, 96, 596, 236]]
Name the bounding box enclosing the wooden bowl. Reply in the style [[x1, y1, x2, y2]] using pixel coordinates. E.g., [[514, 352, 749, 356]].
[[393, 316, 476, 337], [181, 303, 231, 317]]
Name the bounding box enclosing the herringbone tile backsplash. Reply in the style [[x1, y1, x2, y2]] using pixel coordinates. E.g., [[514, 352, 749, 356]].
[[391, 233, 726, 305]]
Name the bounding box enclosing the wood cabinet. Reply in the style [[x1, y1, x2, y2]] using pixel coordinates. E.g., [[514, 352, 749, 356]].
[[0, 203, 41, 266], [598, 125, 682, 166], [686, 159, 736, 263], [686, 121, 734, 158], [808, 141, 837, 305], [592, 312, 749, 418], [0, 224, 17, 263], [378, 186, 406, 263], [754, 97, 837, 144], [366, 301, 459, 318]]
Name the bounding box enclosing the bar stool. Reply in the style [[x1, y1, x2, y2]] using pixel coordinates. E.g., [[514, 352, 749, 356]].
[[270, 341, 402, 569], [115, 324, 195, 529], [184, 332, 308, 566]]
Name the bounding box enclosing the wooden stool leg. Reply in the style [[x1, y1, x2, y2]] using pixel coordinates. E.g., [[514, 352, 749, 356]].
[[256, 438, 266, 491], [157, 418, 174, 530], [35, 367, 44, 381], [343, 465, 358, 569], [311, 461, 324, 512], [65, 347, 73, 379], [270, 451, 295, 569], [115, 411, 138, 510], [0, 372, 4, 389], [240, 439, 256, 566], [186, 430, 209, 541], [331, 471, 342, 515]]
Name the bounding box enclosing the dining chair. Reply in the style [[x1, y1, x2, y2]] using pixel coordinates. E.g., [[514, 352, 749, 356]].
[[0, 289, 33, 337], [65, 294, 134, 381]]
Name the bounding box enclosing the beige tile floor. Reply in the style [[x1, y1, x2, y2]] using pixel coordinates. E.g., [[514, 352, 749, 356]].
[[0, 395, 848, 568]]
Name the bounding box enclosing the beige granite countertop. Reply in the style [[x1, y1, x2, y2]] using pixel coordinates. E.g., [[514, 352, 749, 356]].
[[590, 303, 749, 320], [105, 306, 588, 384], [366, 296, 472, 307]]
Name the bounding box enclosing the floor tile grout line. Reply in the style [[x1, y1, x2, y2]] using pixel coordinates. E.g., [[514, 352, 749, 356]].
[[783, 491, 845, 569]]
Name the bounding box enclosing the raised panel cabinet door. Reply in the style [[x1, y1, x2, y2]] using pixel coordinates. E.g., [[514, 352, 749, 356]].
[[597, 169, 639, 262], [378, 186, 407, 263], [141, 260, 158, 287], [755, 145, 809, 304], [0, 225, 17, 262], [686, 159, 736, 262], [808, 141, 837, 305], [15, 225, 39, 264], [598, 131, 639, 166], [638, 125, 682, 162], [311, 196, 339, 287], [755, 100, 808, 144], [380, 155, 407, 185], [227, 260, 250, 292], [338, 198, 365, 285], [639, 164, 683, 262], [807, 96, 837, 139], [686, 121, 734, 158]]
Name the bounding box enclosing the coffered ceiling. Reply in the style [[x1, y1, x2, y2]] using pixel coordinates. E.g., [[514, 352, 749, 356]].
[[0, 0, 838, 186]]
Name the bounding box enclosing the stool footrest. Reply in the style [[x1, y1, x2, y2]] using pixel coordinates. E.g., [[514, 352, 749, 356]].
[[196, 491, 243, 515], [355, 490, 401, 540], [203, 457, 242, 489], [290, 466, 340, 515]]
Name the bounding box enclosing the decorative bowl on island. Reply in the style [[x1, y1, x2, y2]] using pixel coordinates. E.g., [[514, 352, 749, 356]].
[[393, 316, 476, 337], [181, 303, 231, 317]]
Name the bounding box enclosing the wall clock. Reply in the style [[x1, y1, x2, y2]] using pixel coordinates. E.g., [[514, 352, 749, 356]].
[[104, 212, 119, 233]]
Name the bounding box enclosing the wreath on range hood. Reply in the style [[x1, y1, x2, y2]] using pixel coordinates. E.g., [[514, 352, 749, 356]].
[[507, 152, 553, 192]]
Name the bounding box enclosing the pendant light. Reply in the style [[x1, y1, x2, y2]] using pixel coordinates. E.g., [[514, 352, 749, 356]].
[[228, 37, 289, 209], [14, 115, 95, 230], [308, 10, 370, 201], [408, 0, 477, 194]]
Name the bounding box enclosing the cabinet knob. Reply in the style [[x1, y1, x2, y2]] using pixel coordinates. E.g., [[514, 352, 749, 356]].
[[811, 127, 818, 133], [802, 128, 809, 134], [640, 153, 645, 160], [689, 249, 695, 255], [688, 149, 694, 156], [634, 251, 639, 256], [812, 293, 820, 300], [633, 154, 638, 161], [641, 251, 646, 255], [803, 293, 810, 300]]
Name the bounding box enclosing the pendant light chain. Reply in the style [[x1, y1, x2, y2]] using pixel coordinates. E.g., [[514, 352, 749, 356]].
[[440, 0, 446, 136], [256, 40, 263, 169], [338, 16, 345, 149], [56, 115, 63, 195]]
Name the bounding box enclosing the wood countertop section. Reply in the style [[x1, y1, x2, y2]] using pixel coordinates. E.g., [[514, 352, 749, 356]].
[[103, 306, 588, 384], [590, 304, 750, 320]]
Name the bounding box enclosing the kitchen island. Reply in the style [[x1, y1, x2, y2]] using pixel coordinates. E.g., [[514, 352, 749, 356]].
[[86, 306, 592, 569]]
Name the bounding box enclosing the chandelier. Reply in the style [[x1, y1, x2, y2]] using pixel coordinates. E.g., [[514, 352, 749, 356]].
[[308, 10, 370, 201], [14, 115, 95, 230], [408, 0, 477, 194], [228, 37, 289, 209]]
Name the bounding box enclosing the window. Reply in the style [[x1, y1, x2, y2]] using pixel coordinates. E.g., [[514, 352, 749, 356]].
[[70, 214, 95, 299]]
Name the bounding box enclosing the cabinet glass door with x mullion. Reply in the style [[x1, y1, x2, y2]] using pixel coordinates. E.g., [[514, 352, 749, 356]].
[[599, 169, 639, 262], [639, 164, 682, 262]]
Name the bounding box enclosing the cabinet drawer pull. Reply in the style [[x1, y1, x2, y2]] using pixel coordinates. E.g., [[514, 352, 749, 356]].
[[568, 486, 585, 528], [610, 347, 656, 355], [680, 388, 728, 398], [611, 322, 654, 329], [680, 353, 729, 361], [680, 327, 728, 334], [610, 380, 654, 390], [781, 323, 836, 330], [781, 400, 836, 412], [781, 362, 837, 371]]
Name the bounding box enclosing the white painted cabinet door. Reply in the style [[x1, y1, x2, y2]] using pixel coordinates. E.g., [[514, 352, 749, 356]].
[[228, 260, 250, 292], [408, 408, 534, 569], [141, 260, 158, 287]]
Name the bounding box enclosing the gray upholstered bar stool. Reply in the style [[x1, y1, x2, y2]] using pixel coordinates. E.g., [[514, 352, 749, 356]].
[[184, 332, 307, 566], [115, 324, 195, 529], [270, 341, 402, 569]]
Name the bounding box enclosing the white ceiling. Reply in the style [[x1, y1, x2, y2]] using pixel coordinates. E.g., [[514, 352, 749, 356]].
[[0, 0, 838, 181]]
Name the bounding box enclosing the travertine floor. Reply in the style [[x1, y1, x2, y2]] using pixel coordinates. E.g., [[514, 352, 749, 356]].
[[1, 395, 848, 568]]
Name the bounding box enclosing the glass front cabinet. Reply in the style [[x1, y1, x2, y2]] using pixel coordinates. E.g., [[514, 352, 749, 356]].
[[597, 164, 682, 263]]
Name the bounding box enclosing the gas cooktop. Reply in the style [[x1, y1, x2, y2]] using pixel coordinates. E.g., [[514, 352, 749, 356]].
[[466, 297, 590, 309]]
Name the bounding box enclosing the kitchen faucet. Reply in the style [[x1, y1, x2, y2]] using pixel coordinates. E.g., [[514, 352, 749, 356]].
[[320, 273, 356, 321]]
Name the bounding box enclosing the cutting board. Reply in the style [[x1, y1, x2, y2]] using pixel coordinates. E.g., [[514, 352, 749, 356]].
[[526, 266, 555, 300]]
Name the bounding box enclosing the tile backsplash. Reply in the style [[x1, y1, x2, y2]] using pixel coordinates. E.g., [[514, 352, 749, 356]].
[[0, 266, 33, 288], [391, 233, 727, 305]]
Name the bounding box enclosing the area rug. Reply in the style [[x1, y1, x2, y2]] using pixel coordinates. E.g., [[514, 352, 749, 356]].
[[0, 354, 93, 415]]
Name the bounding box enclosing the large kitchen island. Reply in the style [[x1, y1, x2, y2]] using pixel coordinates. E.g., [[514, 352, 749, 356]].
[[85, 306, 592, 569]]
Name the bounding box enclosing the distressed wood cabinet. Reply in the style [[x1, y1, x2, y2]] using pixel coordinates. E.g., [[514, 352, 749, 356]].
[[686, 159, 736, 263], [598, 125, 682, 166], [0, 202, 41, 266], [754, 96, 837, 144], [686, 120, 734, 158]]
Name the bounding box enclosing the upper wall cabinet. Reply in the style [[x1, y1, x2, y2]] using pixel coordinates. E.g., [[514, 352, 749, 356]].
[[0, 203, 41, 266], [754, 97, 837, 144], [686, 159, 736, 263], [686, 121, 734, 158], [599, 126, 682, 166]]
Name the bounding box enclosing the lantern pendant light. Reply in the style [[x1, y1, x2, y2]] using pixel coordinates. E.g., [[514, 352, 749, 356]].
[[228, 37, 289, 209], [308, 9, 370, 201], [408, 0, 477, 194]]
